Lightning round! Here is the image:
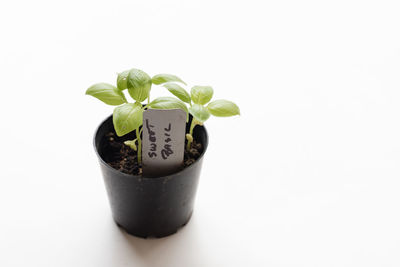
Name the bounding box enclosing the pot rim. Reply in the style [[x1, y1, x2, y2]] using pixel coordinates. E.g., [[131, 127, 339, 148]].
[[93, 114, 208, 180]]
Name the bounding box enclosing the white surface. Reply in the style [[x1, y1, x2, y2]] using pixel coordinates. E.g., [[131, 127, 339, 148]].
[[1, 0, 400, 266]]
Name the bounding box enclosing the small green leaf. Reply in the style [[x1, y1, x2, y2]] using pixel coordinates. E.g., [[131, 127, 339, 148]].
[[149, 97, 189, 115], [117, 70, 130, 90], [189, 104, 210, 122], [191, 86, 213, 105], [124, 140, 137, 151], [207, 99, 240, 117], [163, 83, 191, 103], [127, 68, 152, 102], [152, 74, 186, 85], [113, 102, 143, 136], [86, 83, 127, 105]]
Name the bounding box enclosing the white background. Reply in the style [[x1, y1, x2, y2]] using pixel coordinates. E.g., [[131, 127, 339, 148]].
[[1, 0, 400, 266]]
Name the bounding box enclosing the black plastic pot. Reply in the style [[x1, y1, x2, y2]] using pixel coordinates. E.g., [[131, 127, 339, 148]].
[[93, 115, 208, 238]]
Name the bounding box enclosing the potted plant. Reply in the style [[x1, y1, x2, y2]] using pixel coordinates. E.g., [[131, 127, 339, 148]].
[[86, 68, 240, 238]]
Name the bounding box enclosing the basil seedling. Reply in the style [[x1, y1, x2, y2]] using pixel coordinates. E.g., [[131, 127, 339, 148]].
[[162, 84, 240, 150], [86, 68, 240, 164], [86, 68, 187, 164]]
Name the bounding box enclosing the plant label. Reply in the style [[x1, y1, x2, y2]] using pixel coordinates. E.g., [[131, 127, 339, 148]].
[[142, 109, 186, 177]]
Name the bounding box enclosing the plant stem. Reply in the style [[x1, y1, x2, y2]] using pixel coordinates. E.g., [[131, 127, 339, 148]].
[[186, 119, 197, 151], [136, 127, 142, 164]]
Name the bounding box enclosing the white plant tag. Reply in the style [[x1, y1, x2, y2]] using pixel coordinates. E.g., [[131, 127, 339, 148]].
[[142, 109, 186, 177]]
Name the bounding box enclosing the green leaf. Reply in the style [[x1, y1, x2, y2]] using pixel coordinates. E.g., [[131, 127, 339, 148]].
[[191, 86, 213, 105], [86, 83, 127, 105], [127, 68, 152, 102], [152, 74, 186, 85], [113, 102, 143, 136], [207, 99, 240, 117], [163, 83, 191, 103], [116, 70, 130, 90], [149, 97, 189, 115], [124, 140, 137, 151], [189, 104, 210, 122]]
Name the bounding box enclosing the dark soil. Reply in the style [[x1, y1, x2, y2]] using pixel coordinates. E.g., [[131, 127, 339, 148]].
[[102, 131, 203, 176]]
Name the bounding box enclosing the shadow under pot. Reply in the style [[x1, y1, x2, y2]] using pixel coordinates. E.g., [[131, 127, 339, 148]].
[[93, 115, 208, 238]]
